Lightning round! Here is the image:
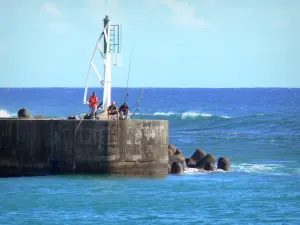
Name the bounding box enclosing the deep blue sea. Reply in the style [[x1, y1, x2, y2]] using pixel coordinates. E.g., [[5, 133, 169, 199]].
[[0, 88, 300, 224]]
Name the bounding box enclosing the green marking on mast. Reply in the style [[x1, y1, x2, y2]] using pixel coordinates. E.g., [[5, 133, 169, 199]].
[[103, 15, 110, 54]]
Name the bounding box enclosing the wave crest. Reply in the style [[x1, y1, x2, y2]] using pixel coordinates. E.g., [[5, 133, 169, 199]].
[[153, 112, 176, 116], [183, 167, 229, 175], [151, 111, 231, 120], [183, 163, 298, 175], [181, 112, 212, 119], [0, 109, 11, 118], [232, 163, 285, 174]]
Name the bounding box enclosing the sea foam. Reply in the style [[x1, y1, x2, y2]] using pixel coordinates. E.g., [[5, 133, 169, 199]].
[[0, 109, 11, 118], [232, 163, 285, 174], [151, 111, 231, 119], [153, 112, 176, 116], [183, 163, 290, 175], [181, 112, 212, 119], [183, 167, 229, 175]]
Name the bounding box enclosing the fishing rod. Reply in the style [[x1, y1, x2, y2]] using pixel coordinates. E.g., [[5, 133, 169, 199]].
[[132, 88, 144, 118], [75, 113, 86, 137], [130, 88, 144, 109], [124, 48, 134, 104]]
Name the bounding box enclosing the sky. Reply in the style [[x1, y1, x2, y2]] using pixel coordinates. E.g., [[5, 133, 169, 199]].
[[0, 0, 299, 88]]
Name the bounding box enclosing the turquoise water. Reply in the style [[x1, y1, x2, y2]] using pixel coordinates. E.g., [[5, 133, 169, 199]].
[[0, 88, 300, 224], [1, 173, 299, 224]]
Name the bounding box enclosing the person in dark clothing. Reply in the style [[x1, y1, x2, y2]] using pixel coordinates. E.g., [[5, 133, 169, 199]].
[[119, 103, 130, 120], [107, 101, 118, 120]]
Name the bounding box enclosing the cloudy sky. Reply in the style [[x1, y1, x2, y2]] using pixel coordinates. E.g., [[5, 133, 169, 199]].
[[0, 0, 299, 87]]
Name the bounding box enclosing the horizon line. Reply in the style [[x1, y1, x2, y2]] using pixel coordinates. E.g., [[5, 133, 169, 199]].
[[1, 86, 300, 89]]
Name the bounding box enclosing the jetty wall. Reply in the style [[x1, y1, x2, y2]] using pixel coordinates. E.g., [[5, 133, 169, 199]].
[[0, 119, 168, 177]]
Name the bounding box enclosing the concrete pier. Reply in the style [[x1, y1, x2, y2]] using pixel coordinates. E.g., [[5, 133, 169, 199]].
[[0, 119, 168, 177]]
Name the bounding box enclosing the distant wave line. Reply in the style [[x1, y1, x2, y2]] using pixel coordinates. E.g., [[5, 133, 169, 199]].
[[152, 111, 231, 119]]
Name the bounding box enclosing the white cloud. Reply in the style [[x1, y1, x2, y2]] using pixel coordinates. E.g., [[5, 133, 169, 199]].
[[161, 0, 208, 29], [40, 2, 60, 17], [40, 2, 74, 34]]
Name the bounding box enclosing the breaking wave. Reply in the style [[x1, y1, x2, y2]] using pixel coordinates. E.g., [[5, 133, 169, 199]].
[[0, 109, 12, 118], [153, 112, 176, 116], [181, 112, 212, 119], [231, 163, 299, 175], [232, 163, 285, 174], [151, 111, 231, 120], [184, 167, 227, 175], [182, 163, 299, 176]]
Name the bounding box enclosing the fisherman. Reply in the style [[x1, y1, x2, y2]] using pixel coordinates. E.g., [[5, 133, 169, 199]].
[[119, 103, 130, 120], [118, 103, 124, 120], [89, 92, 98, 117], [107, 101, 118, 120]]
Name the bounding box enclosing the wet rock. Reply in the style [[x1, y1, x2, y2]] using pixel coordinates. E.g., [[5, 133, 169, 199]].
[[170, 162, 184, 174], [182, 159, 187, 168], [168, 144, 177, 154], [204, 162, 215, 171], [174, 148, 181, 155], [17, 108, 32, 118], [168, 144, 186, 171], [196, 154, 216, 169], [174, 148, 185, 159], [185, 158, 196, 168], [169, 154, 185, 166], [168, 150, 174, 163], [191, 149, 206, 164], [217, 157, 232, 172]]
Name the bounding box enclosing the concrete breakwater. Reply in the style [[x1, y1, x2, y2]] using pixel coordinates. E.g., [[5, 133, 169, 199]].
[[0, 119, 169, 177]]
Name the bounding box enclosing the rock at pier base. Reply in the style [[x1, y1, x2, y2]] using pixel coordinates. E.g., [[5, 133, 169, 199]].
[[169, 143, 233, 174], [191, 149, 206, 164], [168, 144, 187, 173], [196, 154, 216, 169], [185, 158, 196, 168], [204, 162, 215, 171], [168, 144, 177, 154], [217, 157, 232, 172], [170, 162, 184, 174]]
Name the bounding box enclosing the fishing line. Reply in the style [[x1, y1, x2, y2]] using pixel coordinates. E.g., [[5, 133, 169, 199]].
[[124, 48, 134, 104]]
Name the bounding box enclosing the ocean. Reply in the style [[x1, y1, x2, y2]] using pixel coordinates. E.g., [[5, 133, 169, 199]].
[[0, 88, 300, 224]]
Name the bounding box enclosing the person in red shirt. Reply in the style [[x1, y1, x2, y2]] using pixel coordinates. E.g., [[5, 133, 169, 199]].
[[89, 92, 98, 116]]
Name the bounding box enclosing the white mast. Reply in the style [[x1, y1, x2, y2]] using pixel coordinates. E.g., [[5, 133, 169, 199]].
[[102, 15, 111, 111], [83, 15, 122, 113]]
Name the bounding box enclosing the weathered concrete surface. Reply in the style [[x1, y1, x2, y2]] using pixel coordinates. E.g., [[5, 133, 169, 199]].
[[0, 119, 168, 177]]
